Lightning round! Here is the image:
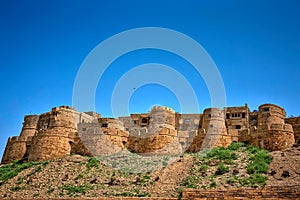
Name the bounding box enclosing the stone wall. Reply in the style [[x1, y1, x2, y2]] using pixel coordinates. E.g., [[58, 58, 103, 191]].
[[182, 185, 300, 199], [285, 117, 300, 144], [78, 122, 128, 156], [28, 128, 72, 161], [239, 124, 295, 151], [258, 104, 286, 126], [20, 115, 39, 137], [1, 136, 28, 164], [2, 103, 298, 164], [225, 104, 249, 130], [126, 127, 181, 155]]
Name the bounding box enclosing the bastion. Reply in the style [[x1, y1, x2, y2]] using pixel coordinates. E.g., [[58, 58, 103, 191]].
[[1, 103, 297, 164]]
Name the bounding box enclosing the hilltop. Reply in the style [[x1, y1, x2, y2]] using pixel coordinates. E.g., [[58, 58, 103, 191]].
[[0, 143, 299, 199]]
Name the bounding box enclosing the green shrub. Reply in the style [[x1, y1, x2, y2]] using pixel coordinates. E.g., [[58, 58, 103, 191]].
[[181, 176, 198, 188], [240, 174, 268, 187], [10, 186, 25, 191], [245, 145, 259, 154], [177, 188, 183, 200], [227, 142, 244, 151], [226, 176, 238, 184], [215, 163, 229, 175], [206, 147, 237, 162], [199, 165, 208, 173], [209, 181, 217, 188], [246, 149, 272, 174], [61, 184, 93, 195], [86, 157, 99, 170], [0, 160, 41, 181]]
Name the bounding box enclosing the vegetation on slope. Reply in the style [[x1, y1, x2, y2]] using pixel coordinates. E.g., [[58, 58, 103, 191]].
[[0, 143, 273, 198], [180, 142, 272, 191]]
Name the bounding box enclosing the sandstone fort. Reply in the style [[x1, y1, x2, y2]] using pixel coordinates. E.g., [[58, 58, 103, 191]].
[[2, 103, 299, 164]]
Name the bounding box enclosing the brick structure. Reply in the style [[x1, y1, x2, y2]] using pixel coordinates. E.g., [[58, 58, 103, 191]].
[[1, 103, 297, 164], [182, 185, 300, 199], [285, 117, 300, 144]]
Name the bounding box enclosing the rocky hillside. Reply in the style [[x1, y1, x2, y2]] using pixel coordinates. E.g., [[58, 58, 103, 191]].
[[0, 143, 299, 199]]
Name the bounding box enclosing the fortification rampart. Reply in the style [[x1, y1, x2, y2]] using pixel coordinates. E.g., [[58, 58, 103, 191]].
[[1, 103, 297, 164], [285, 116, 300, 144], [20, 115, 39, 137]]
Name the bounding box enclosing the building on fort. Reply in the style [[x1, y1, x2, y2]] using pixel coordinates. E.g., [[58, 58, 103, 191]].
[[1, 104, 298, 164]]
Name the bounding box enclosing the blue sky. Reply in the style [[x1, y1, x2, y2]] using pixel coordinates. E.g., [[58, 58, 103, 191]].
[[0, 0, 300, 160]]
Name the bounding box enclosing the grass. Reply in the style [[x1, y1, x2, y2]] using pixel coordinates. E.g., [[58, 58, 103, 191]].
[[246, 149, 272, 174], [0, 160, 42, 182], [181, 175, 199, 188], [240, 174, 268, 187], [181, 142, 272, 189], [209, 181, 217, 188], [86, 157, 100, 170], [112, 191, 151, 197], [10, 186, 25, 191], [61, 184, 93, 196], [215, 163, 229, 175]]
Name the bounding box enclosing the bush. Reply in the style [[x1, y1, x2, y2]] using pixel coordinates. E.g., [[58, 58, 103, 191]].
[[215, 163, 229, 175], [61, 184, 92, 195], [86, 157, 99, 170], [209, 181, 217, 188], [0, 160, 41, 181], [246, 149, 272, 174], [206, 147, 237, 162], [245, 145, 259, 154], [198, 165, 208, 173], [227, 142, 244, 151], [240, 174, 268, 187], [181, 176, 198, 188], [226, 176, 238, 184]]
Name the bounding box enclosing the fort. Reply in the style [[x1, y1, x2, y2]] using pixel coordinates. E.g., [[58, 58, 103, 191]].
[[1, 103, 299, 164]]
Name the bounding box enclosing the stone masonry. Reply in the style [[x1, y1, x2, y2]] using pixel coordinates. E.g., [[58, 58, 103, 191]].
[[1, 103, 297, 164]]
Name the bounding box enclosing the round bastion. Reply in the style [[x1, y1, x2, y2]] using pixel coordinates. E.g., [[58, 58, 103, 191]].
[[20, 115, 39, 137], [258, 104, 286, 126]]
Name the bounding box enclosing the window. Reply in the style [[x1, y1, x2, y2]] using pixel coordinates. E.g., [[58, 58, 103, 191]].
[[141, 118, 148, 123], [208, 114, 211, 118], [185, 119, 190, 124], [226, 113, 230, 119], [242, 113, 246, 118], [82, 119, 85, 123], [210, 124, 214, 128], [133, 120, 137, 125], [102, 123, 108, 128], [262, 107, 270, 112], [236, 125, 241, 129], [231, 113, 241, 118]]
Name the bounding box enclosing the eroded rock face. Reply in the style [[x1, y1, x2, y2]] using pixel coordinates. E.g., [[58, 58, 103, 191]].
[[1, 104, 297, 164]]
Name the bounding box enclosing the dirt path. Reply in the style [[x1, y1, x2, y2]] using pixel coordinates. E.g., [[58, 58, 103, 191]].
[[150, 155, 194, 197]]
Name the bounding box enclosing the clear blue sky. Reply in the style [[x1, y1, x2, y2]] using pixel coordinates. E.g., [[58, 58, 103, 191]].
[[1, 0, 300, 160]]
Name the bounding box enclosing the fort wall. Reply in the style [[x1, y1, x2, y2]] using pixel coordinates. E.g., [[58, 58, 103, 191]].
[[285, 117, 300, 144], [20, 115, 39, 137], [182, 185, 300, 199], [1, 103, 297, 164], [1, 136, 28, 164]]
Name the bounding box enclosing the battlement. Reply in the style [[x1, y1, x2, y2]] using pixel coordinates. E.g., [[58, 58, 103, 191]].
[[150, 105, 175, 114], [1, 103, 297, 164]]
